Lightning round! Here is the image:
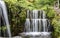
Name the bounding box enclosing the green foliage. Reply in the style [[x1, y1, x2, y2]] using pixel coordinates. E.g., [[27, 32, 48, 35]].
[[4, 0, 57, 37], [4, 0, 26, 36], [46, 7, 56, 19], [16, 0, 55, 10], [52, 16, 60, 38], [0, 26, 7, 32]]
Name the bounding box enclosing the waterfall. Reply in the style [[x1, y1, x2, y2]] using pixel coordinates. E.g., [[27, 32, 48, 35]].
[[25, 19, 30, 32], [0, 8, 2, 36], [25, 10, 50, 32], [0, 0, 11, 37], [20, 10, 51, 38], [42, 19, 48, 32]]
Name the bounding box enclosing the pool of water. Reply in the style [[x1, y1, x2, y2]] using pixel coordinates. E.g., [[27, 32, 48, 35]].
[[20, 32, 51, 38]]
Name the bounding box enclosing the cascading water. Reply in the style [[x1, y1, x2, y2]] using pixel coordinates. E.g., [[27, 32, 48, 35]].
[[0, 0, 11, 37], [20, 10, 52, 38]]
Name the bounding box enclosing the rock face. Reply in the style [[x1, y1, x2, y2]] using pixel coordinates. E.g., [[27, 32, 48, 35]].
[[54, 7, 60, 13], [54, 0, 60, 16]]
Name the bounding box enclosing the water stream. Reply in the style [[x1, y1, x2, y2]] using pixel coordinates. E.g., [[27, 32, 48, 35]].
[[25, 10, 49, 32], [0, 0, 11, 37], [20, 10, 51, 38]]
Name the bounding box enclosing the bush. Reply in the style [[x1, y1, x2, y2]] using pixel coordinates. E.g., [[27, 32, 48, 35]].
[[4, 0, 26, 36], [52, 16, 60, 38]]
